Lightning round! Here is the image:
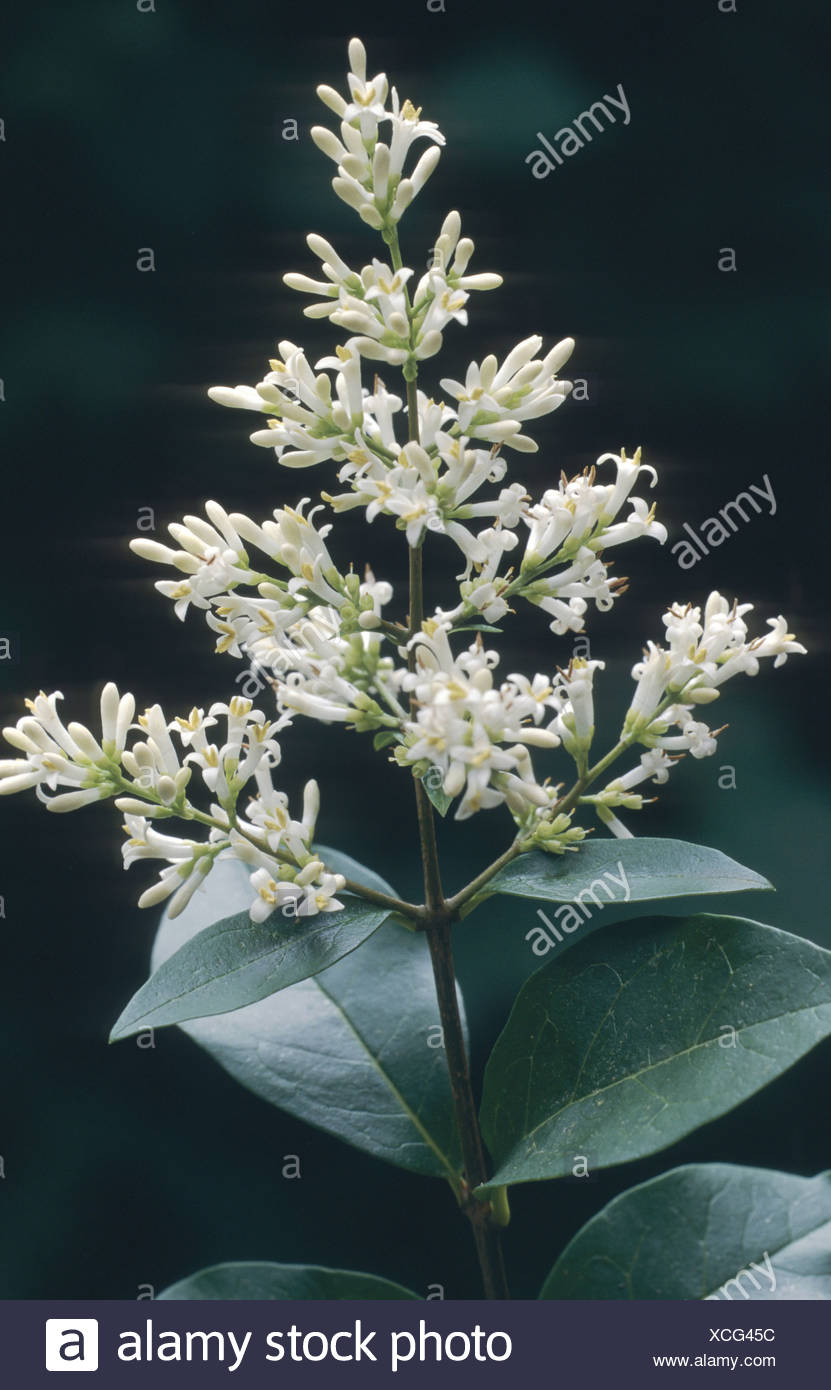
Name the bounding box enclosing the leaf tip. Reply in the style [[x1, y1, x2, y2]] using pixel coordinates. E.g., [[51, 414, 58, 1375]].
[[108, 1009, 138, 1043]]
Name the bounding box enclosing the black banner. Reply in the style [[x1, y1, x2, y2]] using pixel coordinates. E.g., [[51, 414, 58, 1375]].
[[7, 1297, 822, 1385]]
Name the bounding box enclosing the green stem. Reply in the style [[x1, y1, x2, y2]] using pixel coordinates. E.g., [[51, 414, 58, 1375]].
[[445, 734, 641, 918], [424, 920, 511, 1300], [340, 880, 421, 920], [386, 218, 509, 1297], [551, 738, 631, 818], [444, 839, 524, 917], [408, 480, 444, 914], [165, 799, 423, 922]]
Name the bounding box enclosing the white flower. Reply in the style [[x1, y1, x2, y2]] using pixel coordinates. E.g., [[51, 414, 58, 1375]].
[[131, 502, 252, 620], [230, 499, 347, 609], [215, 580, 404, 734], [606, 748, 676, 794], [0, 684, 134, 810], [324, 424, 525, 567], [549, 659, 605, 761], [440, 335, 574, 449], [522, 448, 665, 567], [515, 450, 665, 632], [209, 340, 372, 468], [121, 815, 200, 869], [337, 260, 413, 339], [131, 498, 356, 643], [315, 38, 389, 136], [312, 39, 444, 230], [248, 866, 346, 922], [674, 719, 718, 759], [596, 804, 635, 839], [622, 592, 806, 752], [397, 627, 561, 820], [135, 856, 215, 918]]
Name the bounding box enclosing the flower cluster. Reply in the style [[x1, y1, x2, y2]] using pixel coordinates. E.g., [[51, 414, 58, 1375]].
[[207, 335, 573, 575], [131, 496, 368, 636], [443, 446, 667, 633], [396, 625, 564, 822], [312, 38, 444, 233], [579, 593, 807, 836], [0, 38, 808, 923], [0, 688, 344, 921], [285, 212, 503, 366]]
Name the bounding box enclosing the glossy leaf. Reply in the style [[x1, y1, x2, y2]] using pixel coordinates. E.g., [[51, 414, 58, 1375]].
[[479, 914, 831, 1190], [541, 1164, 831, 1299], [159, 1261, 419, 1300], [480, 838, 771, 912], [149, 858, 464, 1181], [110, 893, 390, 1042]]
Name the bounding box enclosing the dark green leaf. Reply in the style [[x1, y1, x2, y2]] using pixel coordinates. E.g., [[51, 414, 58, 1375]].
[[148, 859, 464, 1181], [541, 1164, 831, 1299], [159, 1261, 419, 1300], [111, 883, 391, 1041], [481, 839, 771, 913], [479, 913, 831, 1190]]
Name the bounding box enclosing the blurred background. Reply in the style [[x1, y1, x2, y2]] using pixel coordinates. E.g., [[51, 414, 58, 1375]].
[[0, 0, 828, 1299]]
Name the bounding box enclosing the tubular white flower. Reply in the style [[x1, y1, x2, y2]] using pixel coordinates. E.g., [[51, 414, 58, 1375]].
[[45, 788, 108, 813], [311, 40, 444, 231], [0, 686, 136, 809], [440, 335, 574, 448], [622, 593, 806, 757], [207, 385, 270, 411], [131, 507, 253, 622], [596, 804, 635, 839], [396, 628, 563, 820], [513, 450, 665, 633], [549, 659, 605, 762]]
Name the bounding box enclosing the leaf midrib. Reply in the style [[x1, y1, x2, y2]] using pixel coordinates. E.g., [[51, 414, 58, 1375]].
[[117, 900, 383, 1031], [313, 974, 461, 1191], [489, 869, 765, 901], [508, 996, 831, 1155]]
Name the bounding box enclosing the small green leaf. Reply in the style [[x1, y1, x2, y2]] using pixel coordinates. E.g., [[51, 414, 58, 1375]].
[[159, 1261, 419, 1301], [421, 772, 454, 817], [148, 859, 465, 1180], [482, 839, 771, 910], [479, 913, 831, 1190], [110, 895, 390, 1041], [540, 1164, 831, 1299], [373, 730, 399, 751]]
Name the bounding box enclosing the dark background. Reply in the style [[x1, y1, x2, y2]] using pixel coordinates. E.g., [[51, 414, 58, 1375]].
[[1, 0, 828, 1299]]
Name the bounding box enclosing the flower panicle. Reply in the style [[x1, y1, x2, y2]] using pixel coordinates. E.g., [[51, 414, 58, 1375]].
[[4, 38, 808, 918], [0, 687, 344, 922]]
